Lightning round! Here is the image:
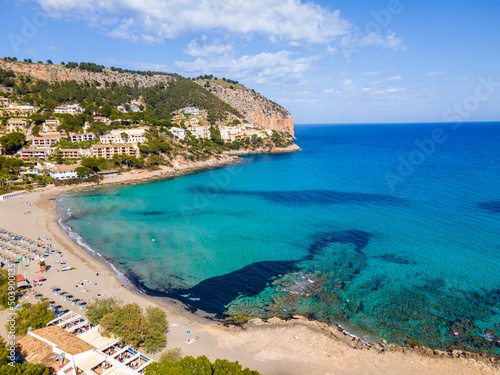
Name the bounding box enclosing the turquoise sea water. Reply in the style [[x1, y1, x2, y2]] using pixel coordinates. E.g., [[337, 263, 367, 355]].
[[58, 123, 500, 355]]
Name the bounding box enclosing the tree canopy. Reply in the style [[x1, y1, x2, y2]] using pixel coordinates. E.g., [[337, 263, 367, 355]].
[[0, 270, 9, 309], [87, 301, 168, 353], [145, 355, 261, 375], [0, 132, 26, 155], [8, 301, 55, 336], [0, 64, 243, 124]]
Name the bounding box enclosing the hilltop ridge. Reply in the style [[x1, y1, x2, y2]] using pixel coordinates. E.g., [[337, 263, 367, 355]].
[[0, 60, 294, 135], [0, 58, 299, 194], [194, 77, 294, 136]]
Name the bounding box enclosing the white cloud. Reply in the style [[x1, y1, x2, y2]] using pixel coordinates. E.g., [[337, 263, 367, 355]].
[[360, 86, 405, 96], [361, 32, 404, 49], [174, 50, 313, 84], [185, 40, 233, 58], [343, 78, 352, 86], [386, 75, 403, 82], [378, 87, 404, 94], [373, 75, 403, 84], [34, 0, 351, 44], [326, 45, 338, 55], [325, 83, 406, 100], [338, 30, 404, 61], [425, 72, 445, 78], [383, 32, 405, 49]]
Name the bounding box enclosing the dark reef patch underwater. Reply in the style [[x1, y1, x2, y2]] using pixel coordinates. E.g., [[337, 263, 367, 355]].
[[58, 124, 500, 357], [189, 187, 407, 206], [127, 230, 372, 316], [479, 201, 500, 214]]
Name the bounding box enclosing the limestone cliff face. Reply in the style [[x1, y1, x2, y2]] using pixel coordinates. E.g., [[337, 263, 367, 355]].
[[0, 60, 173, 88], [249, 106, 294, 136], [196, 80, 294, 136]]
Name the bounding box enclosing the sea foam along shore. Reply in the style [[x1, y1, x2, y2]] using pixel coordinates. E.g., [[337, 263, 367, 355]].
[[0, 151, 498, 375]]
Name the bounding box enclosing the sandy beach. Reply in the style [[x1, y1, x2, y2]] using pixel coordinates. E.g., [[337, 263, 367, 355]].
[[0, 166, 498, 374]]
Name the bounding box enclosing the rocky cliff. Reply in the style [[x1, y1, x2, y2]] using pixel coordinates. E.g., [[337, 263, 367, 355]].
[[0, 60, 294, 135], [0, 60, 173, 88], [195, 79, 294, 136]]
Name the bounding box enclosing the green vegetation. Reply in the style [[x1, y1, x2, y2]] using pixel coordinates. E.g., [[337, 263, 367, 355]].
[[0, 156, 23, 184], [195, 75, 240, 85], [29, 113, 45, 126], [86, 300, 168, 353], [0, 60, 295, 190], [31, 125, 41, 137], [140, 129, 173, 159], [0, 336, 49, 375], [209, 126, 224, 145], [58, 137, 98, 149], [7, 301, 55, 336], [0, 132, 26, 155], [0, 68, 15, 87], [80, 157, 113, 172], [109, 66, 172, 77], [0, 66, 241, 123], [159, 347, 183, 362], [80, 156, 145, 172], [270, 130, 293, 148], [0, 270, 10, 309], [57, 113, 87, 135], [145, 355, 261, 375], [112, 154, 145, 169], [75, 166, 94, 176], [86, 297, 122, 324], [142, 77, 241, 121]]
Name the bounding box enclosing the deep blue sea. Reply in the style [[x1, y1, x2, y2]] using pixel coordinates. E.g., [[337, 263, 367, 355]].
[[58, 123, 500, 355]]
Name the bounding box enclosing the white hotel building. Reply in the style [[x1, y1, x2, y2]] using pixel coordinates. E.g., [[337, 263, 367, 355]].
[[99, 128, 146, 144]]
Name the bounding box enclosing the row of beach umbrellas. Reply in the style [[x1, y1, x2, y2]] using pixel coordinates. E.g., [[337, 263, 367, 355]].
[[0, 229, 55, 250], [0, 235, 47, 258], [51, 287, 87, 309]]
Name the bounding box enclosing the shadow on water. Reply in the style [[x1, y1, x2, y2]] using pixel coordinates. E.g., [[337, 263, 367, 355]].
[[375, 252, 416, 265], [479, 201, 500, 213], [137, 211, 165, 216], [129, 260, 299, 316], [127, 229, 373, 317], [189, 187, 406, 206], [307, 230, 372, 257]]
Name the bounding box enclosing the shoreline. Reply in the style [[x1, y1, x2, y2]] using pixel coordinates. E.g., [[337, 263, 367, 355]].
[[56, 202, 218, 325], [0, 147, 498, 374], [52, 144, 303, 321]]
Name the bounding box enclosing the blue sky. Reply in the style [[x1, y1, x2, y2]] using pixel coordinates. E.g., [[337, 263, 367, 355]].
[[1, 0, 500, 124]]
